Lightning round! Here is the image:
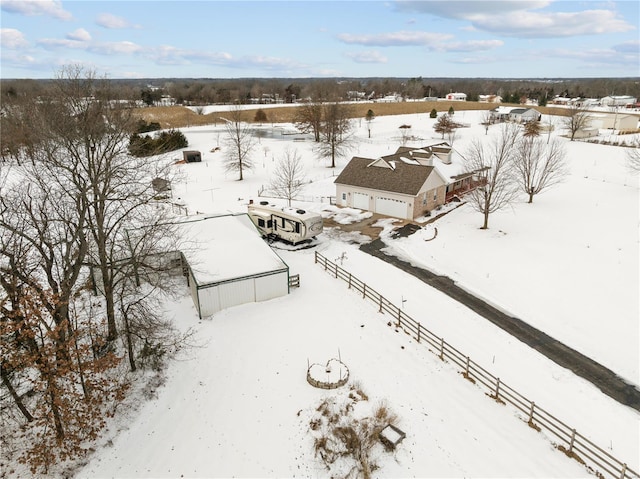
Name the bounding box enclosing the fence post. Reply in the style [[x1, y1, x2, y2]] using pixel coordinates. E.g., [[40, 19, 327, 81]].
[[363, 283, 367, 299], [495, 378, 501, 401], [334, 263, 338, 279], [464, 356, 470, 378], [417, 324, 421, 343], [528, 401, 535, 423], [348, 273, 352, 289], [439, 338, 444, 360], [620, 463, 627, 479], [397, 308, 401, 327], [379, 295, 383, 313], [568, 428, 576, 453]]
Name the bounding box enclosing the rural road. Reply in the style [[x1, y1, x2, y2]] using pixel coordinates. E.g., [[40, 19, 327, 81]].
[[359, 227, 640, 412]]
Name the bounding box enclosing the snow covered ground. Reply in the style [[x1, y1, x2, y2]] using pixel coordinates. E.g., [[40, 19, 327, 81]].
[[78, 108, 639, 478]]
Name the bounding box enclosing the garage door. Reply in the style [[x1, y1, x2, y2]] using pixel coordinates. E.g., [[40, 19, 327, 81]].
[[375, 197, 408, 219], [353, 192, 369, 210]]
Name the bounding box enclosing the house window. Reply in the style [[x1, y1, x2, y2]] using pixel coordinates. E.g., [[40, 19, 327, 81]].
[[342, 193, 346, 201], [258, 218, 265, 227], [433, 190, 437, 201]]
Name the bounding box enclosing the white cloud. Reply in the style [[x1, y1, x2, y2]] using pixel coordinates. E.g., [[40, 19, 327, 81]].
[[66, 28, 91, 42], [433, 39, 503, 52], [394, 1, 635, 38], [95, 13, 133, 29], [337, 30, 452, 46], [37, 38, 86, 50], [474, 9, 635, 38], [345, 50, 388, 63], [0, 0, 72, 20], [395, 0, 550, 18], [89, 41, 144, 55], [540, 45, 639, 68], [149, 45, 233, 66], [0, 28, 29, 49]]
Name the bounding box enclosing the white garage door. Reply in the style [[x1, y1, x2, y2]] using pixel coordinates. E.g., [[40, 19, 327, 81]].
[[353, 192, 369, 210], [375, 197, 408, 219]]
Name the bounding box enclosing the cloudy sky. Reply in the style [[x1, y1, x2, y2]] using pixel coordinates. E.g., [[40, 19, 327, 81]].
[[1, 0, 638, 79]]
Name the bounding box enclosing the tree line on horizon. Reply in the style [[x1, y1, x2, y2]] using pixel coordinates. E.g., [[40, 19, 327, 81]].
[[2, 76, 638, 108]]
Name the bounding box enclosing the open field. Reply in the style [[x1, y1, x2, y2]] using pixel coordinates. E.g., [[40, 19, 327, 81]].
[[133, 100, 586, 130]]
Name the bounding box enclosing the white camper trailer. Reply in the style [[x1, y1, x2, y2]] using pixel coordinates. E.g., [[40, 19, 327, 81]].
[[248, 201, 323, 245]]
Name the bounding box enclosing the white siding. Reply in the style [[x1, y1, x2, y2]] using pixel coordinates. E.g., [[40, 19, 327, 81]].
[[218, 279, 255, 311], [197, 284, 221, 318], [255, 272, 288, 301]]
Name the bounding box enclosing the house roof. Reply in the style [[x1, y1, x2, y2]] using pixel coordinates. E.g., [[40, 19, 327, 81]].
[[334, 144, 459, 196]]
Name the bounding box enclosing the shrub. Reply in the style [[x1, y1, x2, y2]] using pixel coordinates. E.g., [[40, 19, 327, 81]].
[[254, 108, 268, 122], [430, 108, 437, 118], [128, 129, 188, 157], [135, 119, 161, 133]]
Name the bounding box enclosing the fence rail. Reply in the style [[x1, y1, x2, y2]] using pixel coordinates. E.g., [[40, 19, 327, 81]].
[[314, 251, 638, 479]]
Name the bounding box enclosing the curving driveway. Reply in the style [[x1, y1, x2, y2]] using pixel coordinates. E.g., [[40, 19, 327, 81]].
[[360, 226, 640, 412]]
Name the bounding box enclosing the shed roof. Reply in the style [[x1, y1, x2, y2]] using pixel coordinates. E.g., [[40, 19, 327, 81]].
[[179, 214, 288, 286]]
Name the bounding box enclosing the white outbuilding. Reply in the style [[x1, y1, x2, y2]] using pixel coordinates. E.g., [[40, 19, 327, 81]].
[[179, 214, 291, 318]]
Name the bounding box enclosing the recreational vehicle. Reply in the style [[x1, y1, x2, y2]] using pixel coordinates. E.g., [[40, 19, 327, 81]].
[[247, 201, 323, 245]]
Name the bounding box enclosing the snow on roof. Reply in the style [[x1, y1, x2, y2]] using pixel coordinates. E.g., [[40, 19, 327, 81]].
[[179, 214, 287, 286], [399, 156, 420, 165], [491, 106, 516, 114]]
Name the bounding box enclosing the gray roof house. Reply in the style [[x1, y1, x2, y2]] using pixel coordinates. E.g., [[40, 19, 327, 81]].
[[490, 106, 540, 123], [334, 142, 481, 220]]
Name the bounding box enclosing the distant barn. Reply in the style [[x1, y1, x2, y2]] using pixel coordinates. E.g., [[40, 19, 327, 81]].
[[183, 150, 202, 163]]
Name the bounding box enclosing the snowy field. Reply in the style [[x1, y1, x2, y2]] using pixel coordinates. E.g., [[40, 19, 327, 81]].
[[78, 108, 639, 478]]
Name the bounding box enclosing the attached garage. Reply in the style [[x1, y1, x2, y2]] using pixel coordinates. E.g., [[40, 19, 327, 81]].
[[352, 192, 369, 210], [375, 196, 408, 218], [179, 214, 290, 319]]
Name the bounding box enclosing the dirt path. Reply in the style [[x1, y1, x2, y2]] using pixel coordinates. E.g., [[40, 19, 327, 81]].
[[358, 225, 640, 412]]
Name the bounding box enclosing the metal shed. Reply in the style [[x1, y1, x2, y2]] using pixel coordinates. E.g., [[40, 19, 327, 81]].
[[179, 214, 290, 319], [183, 150, 202, 162]]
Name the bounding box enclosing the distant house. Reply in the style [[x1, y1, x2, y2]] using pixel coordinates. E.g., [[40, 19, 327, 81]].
[[334, 142, 483, 220], [445, 92, 467, 101], [489, 106, 540, 123], [589, 113, 638, 130], [376, 93, 403, 103], [183, 150, 202, 163], [601, 95, 637, 107], [478, 94, 502, 103]]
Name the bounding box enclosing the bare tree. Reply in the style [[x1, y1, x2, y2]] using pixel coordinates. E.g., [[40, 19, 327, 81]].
[[398, 124, 412, 146], [481, 110, 494, 135], [514, 136, 568, 203], [223, 104, 256, 180], [563, 103, 592, 141], [294, 101, 323, 142], [523, 120, 542, 138], [463, 124, 520, 229], [0, 65, 188, 472], [625, 139, 640, 174], [316, 102, 354, 168], [365, 109, 375, 139], [433, 113, 461, 140], [268, 148, 307, 206]]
